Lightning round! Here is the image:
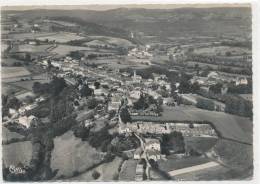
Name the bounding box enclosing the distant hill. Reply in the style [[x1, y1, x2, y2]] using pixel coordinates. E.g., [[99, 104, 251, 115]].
[[3, 7, 251, 38]]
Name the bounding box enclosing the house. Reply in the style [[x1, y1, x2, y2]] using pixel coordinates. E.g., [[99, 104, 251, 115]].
[[18, 115, 38, 128], [207, 71, 219, 79], [108, 95, 122, 111], [9, 108, 17, 116], [129, 90, 142, 100], [18, 103, 38, 115], [235, 77, 248, 86], [94, 88, 108, 96], [145, 138, 161, 151], [163, 98, 175, 106], [28, 41, 37, 45]]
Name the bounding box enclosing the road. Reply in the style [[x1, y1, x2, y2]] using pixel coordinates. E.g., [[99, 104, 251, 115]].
[[168, 161, 219, 177], [134, 132, 151, 180]]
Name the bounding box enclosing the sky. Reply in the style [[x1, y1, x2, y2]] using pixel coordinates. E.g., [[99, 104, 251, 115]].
[[2, 4, 250, 11]]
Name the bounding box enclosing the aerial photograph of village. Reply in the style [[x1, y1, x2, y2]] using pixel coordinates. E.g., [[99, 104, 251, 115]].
[[1, 4, 253, 181]]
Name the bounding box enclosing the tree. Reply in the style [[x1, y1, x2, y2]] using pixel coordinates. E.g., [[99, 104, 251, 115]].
[[87, 98, 98, 109], [225, 51, 232, 57], [161, 131, 185, 155], [25, 53, 31, 62], [94, 81, 101, 89], [120, 107, 131, 123], [178, 80, 191, 94], [68, 51, 84, 60], [49, 77, 67, 96], [190, 82, 200, 93], [80, 84, 93, 98], [209, 83, 223, 94], [92, 171, 100, 180], [133, 94, 149, 110]]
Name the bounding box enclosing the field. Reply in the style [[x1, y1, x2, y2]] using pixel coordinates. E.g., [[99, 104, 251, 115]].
[[186, 61, 244, 70], [51, 131, 105, 178], [83, 40, 111, 47], [193, 46, 251, 56], [184, 137, 218, 153], [2, 141, 33, 167], [1, 83, 23, 96], [2, 67, 31, 79], [1, 43, 8, 52], [119, 159, 138, 181], [37, 32, 86, 43], [45, 20, 78, 27], [11, 44, 52, 53], [174, 164, 231, 181], [158, 156, 211, 172], [50, 45, 93, 56], [7, 32, 57, 41], [88, 36, 134, 47], [132, 106, 252, 144], [1, 58, 25, 67], [10, 78, 50, 91], [70, 156, 123, 181], [87, 57, 150, 70], [2, 127, 25, 143], [208, 139, 253, 171]]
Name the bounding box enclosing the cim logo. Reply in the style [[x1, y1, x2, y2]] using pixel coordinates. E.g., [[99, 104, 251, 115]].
[[9, 165, 26, 175]]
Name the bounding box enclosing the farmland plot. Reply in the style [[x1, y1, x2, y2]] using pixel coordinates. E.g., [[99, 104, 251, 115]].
[[119, 160, 138, 181], [88, 36, 134, 47], [37, 32, 85, 43], [11, 44, 53, 53], [2, 67, 31, 79], [2, 141, 33, 167], [51, 45, 93, 56], [51, 131, 105, 179]]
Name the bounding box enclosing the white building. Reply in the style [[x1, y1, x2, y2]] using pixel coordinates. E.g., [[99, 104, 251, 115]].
[[108, 95, 122, 111], [235, 77, 248, 86], [145, 138, 161, 151], [18, 115, 38, 128]]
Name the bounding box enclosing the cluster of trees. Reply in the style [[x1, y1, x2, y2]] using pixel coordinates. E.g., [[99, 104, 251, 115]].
[[109, 134, 140, 154], [161, 131, 185, 155], [120, 107, 131, 123], [225, 96, 252, 118], [32, 77, 67, 96], [2, 95, 21, 117], [79, 84, 94, 98], [88, 128, 113, 152], [133, 94, 149, 110], [178, 80, 200, 94], [220, 40, 252, 49], [209, 83, 223, 94], [67, 51, 84, 60], [218, 67, 252, 76], [188, 54, 250, 68], [196, 98, 215, 111], [227, 84, 252, 94]]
